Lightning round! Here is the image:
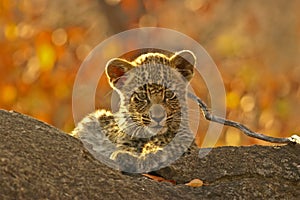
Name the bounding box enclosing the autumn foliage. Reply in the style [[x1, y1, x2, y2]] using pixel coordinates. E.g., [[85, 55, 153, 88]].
[[1, 0, 300, 146]]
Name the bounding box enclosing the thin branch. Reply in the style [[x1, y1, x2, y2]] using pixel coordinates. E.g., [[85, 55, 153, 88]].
[[188, 92, 300, 144]]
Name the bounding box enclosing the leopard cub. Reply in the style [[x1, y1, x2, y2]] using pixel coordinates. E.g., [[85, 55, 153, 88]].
[[72, 50, 197, 172]]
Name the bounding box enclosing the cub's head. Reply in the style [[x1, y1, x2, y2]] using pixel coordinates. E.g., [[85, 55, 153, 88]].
[[105, 50, 196, 137]]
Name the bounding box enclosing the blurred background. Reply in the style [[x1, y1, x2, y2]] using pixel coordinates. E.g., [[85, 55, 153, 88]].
[[1, 0, 300, 146]]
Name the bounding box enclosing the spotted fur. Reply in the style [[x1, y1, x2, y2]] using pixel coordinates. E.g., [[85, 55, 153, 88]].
[[72, 50, 197, 172]]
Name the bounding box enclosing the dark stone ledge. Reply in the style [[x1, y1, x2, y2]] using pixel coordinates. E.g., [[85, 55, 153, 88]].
[[0, 110, 299, 199]]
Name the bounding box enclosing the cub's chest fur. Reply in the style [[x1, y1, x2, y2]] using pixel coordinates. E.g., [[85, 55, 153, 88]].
[[72, 50, 196, 163]]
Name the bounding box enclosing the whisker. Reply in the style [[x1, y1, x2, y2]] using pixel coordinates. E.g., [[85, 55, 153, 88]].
[[103, 90, 113, 98]]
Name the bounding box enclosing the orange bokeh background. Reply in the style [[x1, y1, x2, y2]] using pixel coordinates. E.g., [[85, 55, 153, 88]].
[[1, 0, 300, 146]]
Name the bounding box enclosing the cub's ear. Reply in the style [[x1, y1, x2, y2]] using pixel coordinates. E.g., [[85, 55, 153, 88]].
[[170, 50, 196, 81], [105, 58, 134, 87]]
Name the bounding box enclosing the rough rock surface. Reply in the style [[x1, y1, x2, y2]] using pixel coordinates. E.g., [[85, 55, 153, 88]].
[[0, 109, 299, 199]]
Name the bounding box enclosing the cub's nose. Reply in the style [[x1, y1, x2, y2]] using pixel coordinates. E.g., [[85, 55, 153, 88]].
[[149, 104, 166, 123]]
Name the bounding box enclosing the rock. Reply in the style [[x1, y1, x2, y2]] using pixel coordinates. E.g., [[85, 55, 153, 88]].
[[0, 109, 299, 199]]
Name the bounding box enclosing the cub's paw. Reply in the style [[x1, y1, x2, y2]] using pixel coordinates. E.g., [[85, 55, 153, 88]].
[[110, 149, 140, 160]]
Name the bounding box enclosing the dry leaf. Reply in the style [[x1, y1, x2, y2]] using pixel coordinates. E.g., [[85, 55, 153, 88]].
[[142, 174, 176, 184], [185, 179, 204, 187]]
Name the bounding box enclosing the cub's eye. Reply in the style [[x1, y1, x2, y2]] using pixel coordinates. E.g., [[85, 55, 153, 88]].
[[165, 90, 176, 99], [136, 92, 148, 101]]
